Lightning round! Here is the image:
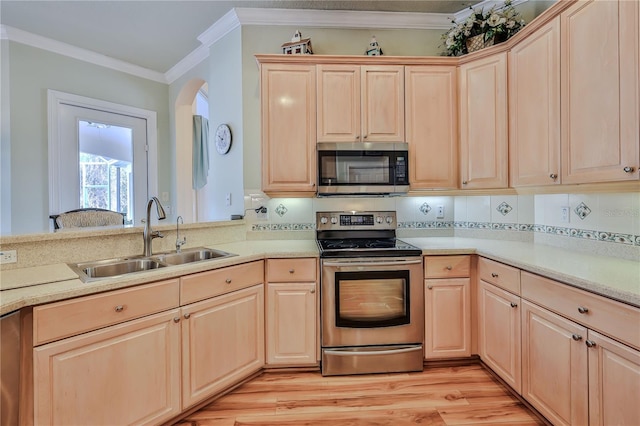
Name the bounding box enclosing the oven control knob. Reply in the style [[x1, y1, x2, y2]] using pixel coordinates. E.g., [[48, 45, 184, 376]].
[[330, 217, 338, 224], [385, 216, 393, 224], [376, 216, 383, 224], [320, 216, 328, 224]]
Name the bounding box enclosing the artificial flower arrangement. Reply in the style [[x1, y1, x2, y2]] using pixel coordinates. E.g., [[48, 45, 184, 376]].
[[441, 0, 526, 56]]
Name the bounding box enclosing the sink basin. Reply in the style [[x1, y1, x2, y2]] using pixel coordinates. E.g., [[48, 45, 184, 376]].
[[70, 247, 237, 282], [78, 258, 166, 280], [152, 247, 236, 266]]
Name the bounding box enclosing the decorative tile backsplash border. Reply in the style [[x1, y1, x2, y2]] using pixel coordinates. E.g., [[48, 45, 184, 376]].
[[251, 221, 638, 246]]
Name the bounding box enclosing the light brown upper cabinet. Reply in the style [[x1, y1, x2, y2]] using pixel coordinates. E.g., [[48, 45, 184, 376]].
[[459, 52, 508, 189], [560, 0, 639, 183], [317, 65, 404, 143], [509, 17, 561, 187], [405, 66, 458, 189], [261, 63, 317, 195]]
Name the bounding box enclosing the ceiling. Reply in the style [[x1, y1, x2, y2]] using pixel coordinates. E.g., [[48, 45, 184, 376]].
[[0, 1, 482, 74]]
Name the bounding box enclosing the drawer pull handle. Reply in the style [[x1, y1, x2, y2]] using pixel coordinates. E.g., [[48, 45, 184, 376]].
[[289, 269, 295, 274], [173, 317, 180, 323], [427, 285, 433, 290], [114, 305, 125, 313], [623, 166, 634, 173], [184, 313, 191, 319], [445, 266, 452, 270], [578, 306, 589, 314], [585, 340, 596, 348], [491, 273, 499, 278], [225, 278, 232, 284], [510, 302, 518, 308], [549, 173, 558, 180], [572, 334, 582, 341]]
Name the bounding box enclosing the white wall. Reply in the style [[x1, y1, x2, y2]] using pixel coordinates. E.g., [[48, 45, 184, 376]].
[[1, 39, 11, 234]]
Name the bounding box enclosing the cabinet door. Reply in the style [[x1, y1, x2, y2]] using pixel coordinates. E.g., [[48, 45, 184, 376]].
[[587, 330, 640, 426], [405, 66, 458, 189], [266, 282, 317, 365], [317, 64, 361, 143], [424, 278, 470, 359], [459, 53, 508, 189], [361, 65, 405, 142], [521, 300, 588, 426], [181, 285, 264, 409], [261, 64, 317, 193], [561, 0, 639, 183], [509, 17, 561, 187], [478, 280, 521, 393], [34, 309, 181, 426]]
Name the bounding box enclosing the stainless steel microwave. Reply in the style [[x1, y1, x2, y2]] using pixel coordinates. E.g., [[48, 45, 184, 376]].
[[317, 142, 409, 195]]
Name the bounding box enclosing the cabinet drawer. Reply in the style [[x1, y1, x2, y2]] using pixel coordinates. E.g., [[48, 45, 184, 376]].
[[33, 279, 180, 345], [522, 271, 640, 350], [180, 260, 264, 305], [424, 255, 470, 278], [478, 257, 521, 295], [267, 258, 317, 282]]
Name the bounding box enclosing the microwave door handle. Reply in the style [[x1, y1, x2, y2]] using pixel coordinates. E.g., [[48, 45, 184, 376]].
[[322, 259, 423, 267]]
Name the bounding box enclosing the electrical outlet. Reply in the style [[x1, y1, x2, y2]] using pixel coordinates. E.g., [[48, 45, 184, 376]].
[[436, 205, 445, 219], [0, 250, 17, 264], [560, 206, 570, 223], [256, 206, 268, 221]]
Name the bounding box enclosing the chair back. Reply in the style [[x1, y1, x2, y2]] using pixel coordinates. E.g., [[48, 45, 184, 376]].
[[50, 208, 126, 230]]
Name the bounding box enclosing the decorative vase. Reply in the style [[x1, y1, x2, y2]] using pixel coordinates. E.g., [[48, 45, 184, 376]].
[[466, 34, 494, 53]]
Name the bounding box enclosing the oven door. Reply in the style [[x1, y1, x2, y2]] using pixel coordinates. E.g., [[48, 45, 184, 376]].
[[321, 257, 424, 348]]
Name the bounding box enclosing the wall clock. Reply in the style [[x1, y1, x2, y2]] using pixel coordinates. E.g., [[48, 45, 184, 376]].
[[215, 123, 232, 155]]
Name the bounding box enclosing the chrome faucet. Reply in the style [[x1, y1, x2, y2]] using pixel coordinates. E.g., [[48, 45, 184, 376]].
[[175, 215, 186, 252], [143, 197, 166, 257]]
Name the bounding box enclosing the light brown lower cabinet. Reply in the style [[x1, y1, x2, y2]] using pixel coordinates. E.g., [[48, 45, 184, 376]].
[[424, 255, 472, 359], [265, 258, 318, 366], [521, 300, 589, 426], [478, 280, 521, 393], [34, 309, 182, 426], [181, 284, 265, 409]]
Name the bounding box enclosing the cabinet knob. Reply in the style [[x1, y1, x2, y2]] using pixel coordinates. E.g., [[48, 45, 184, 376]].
[[427, 285, 433, 290], [549, 173, 558, 180], [114, 305, 125, 313], [173, 317, 180, 323], [510, 302, 518, 308], [184, 313, 191, 319], [462, 181, 468, 185], [491, 273, 499, 278], [572, 334, 582, 341], [363, 134, 368, 139], [585, 340, 596, 348], [289, 269, 295, 274], [225, 278, 232, 284], [578, 306, 589, 314], [623, 166, 635, 173], [445, 266, 452, 271], [310, 289, 315, 294]]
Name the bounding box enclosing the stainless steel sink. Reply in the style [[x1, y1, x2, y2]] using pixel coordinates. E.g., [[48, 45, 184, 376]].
[[69, 247, 236, 282], [152, 247, 236, 266]]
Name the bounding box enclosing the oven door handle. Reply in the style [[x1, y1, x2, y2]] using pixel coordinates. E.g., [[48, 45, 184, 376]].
[[323, 346, 422, 357], [322, 259, 423, 267]]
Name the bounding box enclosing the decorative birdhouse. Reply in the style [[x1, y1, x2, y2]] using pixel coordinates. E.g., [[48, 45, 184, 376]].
[[366, 36, 383, 56], [281, 30, 313, 55]]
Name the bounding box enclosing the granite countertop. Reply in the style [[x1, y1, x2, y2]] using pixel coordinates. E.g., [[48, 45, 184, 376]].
[[1, 238, 638, 316]]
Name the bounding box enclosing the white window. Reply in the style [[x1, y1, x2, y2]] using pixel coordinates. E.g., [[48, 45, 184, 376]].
[[48, 90, 157, 227]]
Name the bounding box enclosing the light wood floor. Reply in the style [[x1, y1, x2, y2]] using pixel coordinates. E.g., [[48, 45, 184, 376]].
[[174, 364, 546, 425]]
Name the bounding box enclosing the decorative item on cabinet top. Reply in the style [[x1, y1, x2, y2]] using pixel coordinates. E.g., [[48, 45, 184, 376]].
[[441, 0, 525, 56], [282, 30, 313, 55], [366, 36, 383, 56]]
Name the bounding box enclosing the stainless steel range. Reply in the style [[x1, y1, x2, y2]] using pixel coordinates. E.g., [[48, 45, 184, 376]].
[[316, 211, 424, 376]]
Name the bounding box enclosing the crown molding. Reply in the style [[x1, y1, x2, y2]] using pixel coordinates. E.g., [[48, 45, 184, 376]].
[[1, 25, 167, 84], [165, 44, 210, 84]]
